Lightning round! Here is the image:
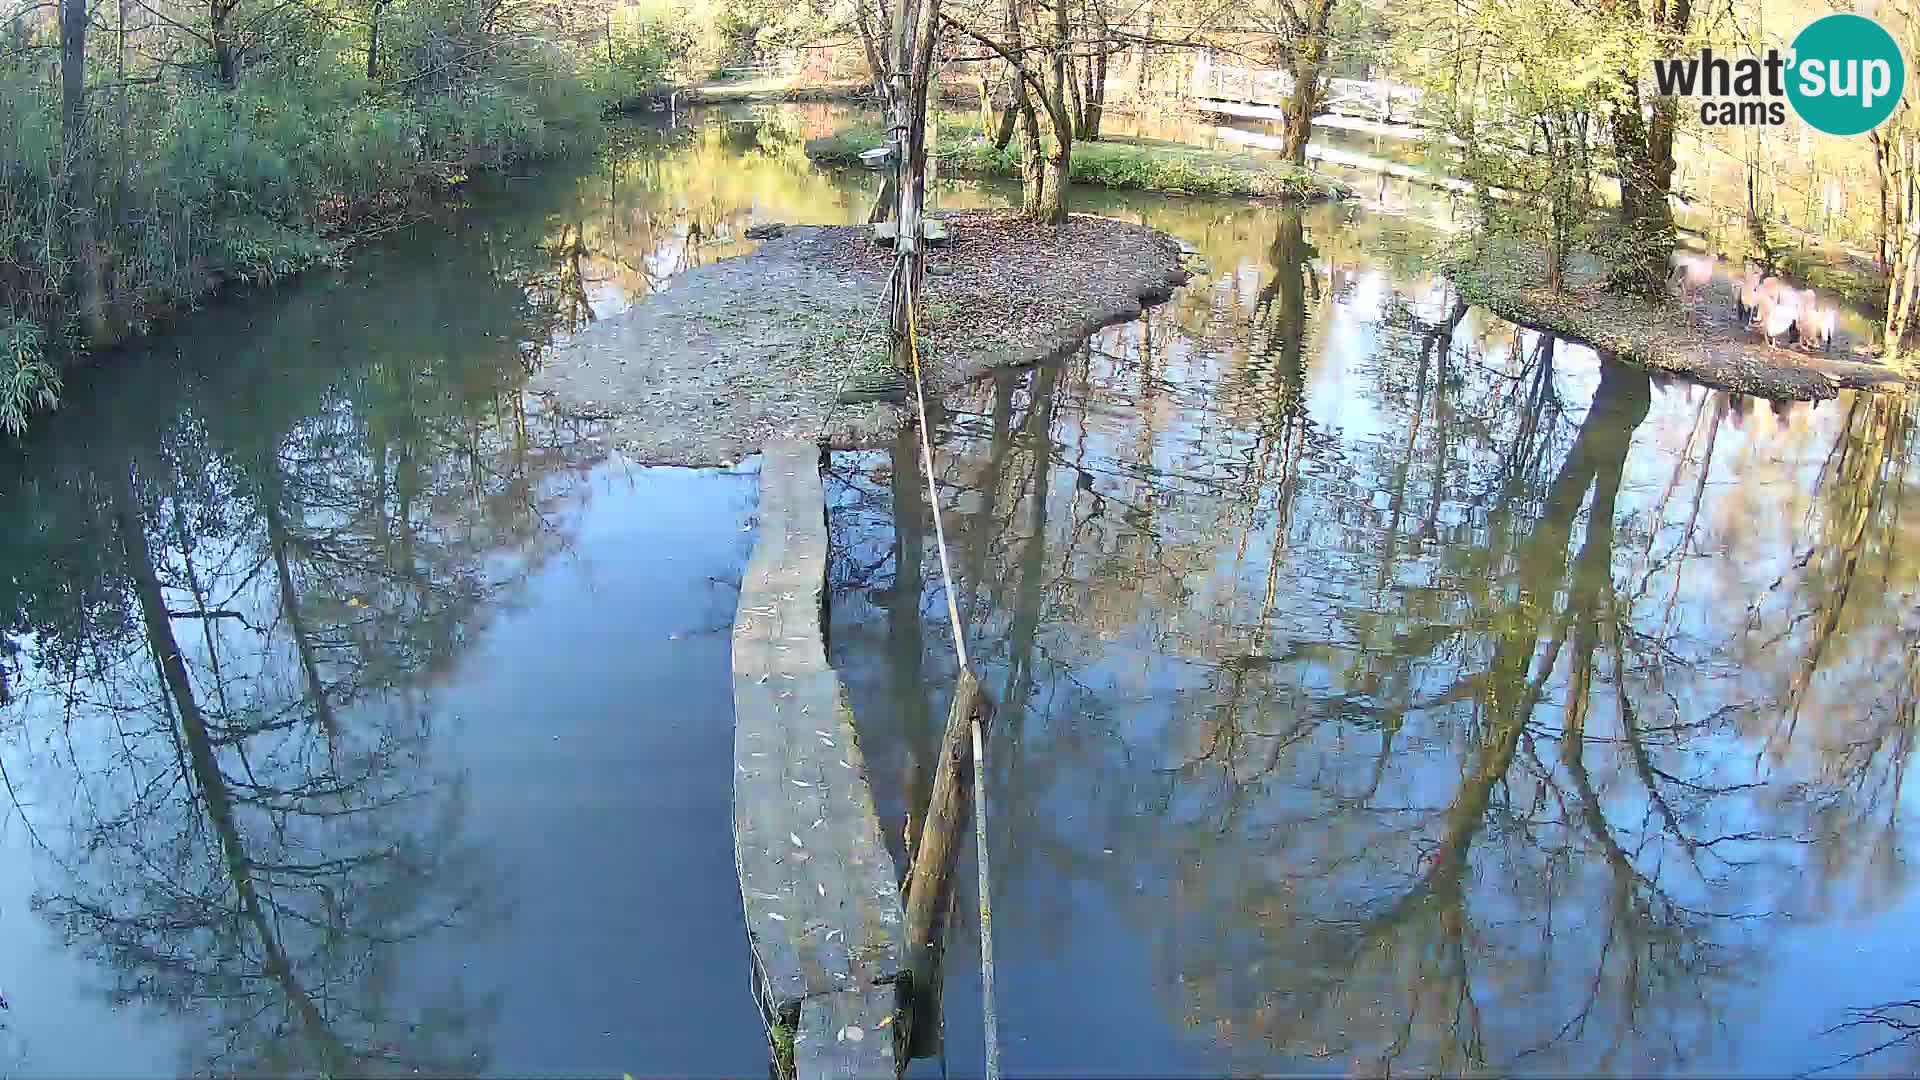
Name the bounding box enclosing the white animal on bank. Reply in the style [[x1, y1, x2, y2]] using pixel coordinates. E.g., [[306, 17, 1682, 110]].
[[1798, 293, 1838, 351], [1670, 251, 1719, 305], [1761, 291, 1801, 347]]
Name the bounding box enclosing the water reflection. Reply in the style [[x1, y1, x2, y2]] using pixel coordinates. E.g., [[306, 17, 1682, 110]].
[[0, 204, 599, 1073], [4, 99, 1916, 1076], [829, 194, 1920, 1075], [0, 110, 784, 1076]]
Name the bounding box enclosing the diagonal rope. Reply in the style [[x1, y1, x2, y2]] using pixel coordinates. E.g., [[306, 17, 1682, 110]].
[[901, 267, 1001, 1080]]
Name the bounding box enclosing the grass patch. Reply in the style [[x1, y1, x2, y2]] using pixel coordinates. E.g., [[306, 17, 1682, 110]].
[[805, 125, 1351, 201], [768, 1019, 796, 1079]]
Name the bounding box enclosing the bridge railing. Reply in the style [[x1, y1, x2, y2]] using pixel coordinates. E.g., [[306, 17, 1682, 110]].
[[1191, 54, 1425, 125]]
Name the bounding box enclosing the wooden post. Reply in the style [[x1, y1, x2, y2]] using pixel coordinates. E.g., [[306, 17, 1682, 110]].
[[885, 0, 939, 370], [902, 665, 992, 1058]]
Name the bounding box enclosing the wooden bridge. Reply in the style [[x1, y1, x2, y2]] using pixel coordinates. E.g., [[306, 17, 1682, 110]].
[[1189, 53, 1426, 129]]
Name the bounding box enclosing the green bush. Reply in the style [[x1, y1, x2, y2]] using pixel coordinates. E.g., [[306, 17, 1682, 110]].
[[0, 318, 54, 438], [0, 31, 618, 435]]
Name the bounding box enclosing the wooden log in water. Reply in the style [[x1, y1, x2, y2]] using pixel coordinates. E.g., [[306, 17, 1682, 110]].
[[733, 439, 907, 1080], [902, 665, 993, 1058]]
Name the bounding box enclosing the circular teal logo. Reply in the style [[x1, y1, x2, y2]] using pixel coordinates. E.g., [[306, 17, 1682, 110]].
[[1787, 13, 1905, 135]]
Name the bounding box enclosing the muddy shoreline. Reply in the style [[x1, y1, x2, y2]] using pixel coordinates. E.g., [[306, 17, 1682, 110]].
[[530, 211, 1189, 466], [1444, 245, 1912, 401]]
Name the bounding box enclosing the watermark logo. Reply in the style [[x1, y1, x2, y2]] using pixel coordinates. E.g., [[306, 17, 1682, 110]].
[[1650, 14, 1906, 134], [1787, 14, 1903, 135]]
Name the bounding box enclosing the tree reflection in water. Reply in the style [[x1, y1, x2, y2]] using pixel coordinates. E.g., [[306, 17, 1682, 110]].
[[0, 178, 607, 1074], [829, 200, 1920, 1076]]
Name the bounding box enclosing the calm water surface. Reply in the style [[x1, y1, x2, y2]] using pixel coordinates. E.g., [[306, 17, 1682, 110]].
[[2, 105, 1917, 1076]]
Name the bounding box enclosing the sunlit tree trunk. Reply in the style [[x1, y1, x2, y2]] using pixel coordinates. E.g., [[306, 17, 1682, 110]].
[[1019, 92, 1046, 216], [976, 65, 996, 138], [1034, 0, 1072, 225], [1083, 49, 1106, 140], [1279, 0, 1336, 165], [992, 70, 1020, 149], [1602, 0, 1689, 296]]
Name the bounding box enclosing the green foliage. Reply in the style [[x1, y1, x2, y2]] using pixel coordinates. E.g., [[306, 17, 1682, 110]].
[[768, 1019, 796, 1079], [0, 317, 55, 437], [585, 3, 695, 105], [0, 6, 630, 438], [806, 126, 1352, 200]]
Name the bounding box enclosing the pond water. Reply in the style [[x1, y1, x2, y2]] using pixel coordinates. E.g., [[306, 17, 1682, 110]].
[[2, 104, 1918, 1077]]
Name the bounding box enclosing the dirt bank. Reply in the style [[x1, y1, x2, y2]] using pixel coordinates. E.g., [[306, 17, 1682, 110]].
[[530, 211, 1188, 465], [1444, 245, 1912, 401]]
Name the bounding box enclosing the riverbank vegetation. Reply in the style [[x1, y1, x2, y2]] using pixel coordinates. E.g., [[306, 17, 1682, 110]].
[[805, 125, 1349, 199], [14, 0, 1920, 434], [0, 0, 696, 435]]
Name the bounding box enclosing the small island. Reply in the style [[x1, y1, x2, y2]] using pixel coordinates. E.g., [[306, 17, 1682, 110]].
[[530, 210, 1189, 465]]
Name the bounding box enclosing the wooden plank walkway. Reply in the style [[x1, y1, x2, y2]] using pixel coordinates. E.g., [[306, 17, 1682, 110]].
[[733, 439, 907, 1080]]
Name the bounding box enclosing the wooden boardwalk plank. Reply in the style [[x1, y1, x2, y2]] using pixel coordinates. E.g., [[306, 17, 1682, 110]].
[[733, 439, 906, 1079]]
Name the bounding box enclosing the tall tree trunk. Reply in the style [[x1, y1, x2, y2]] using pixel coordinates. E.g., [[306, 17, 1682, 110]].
[[1085, 50, 1106, 140], [1034, 0, 1072, 224], [211, 0, 237, 85], [367, 0, 382, 81], [1602, 0, 1689, 297], [1018, 90, 1046, 216], [1279, 0, 1335, 166], [61, 0, 105, 346], [991, 70, 1019, 149], [1886, 133, 1919, 355], [1877, 132, 1892, 271], [854, 0, 892, 101], [977, 65, 997, 138], [885, 0, 938, 367], [1606, 94, 1677, 297], [1067, 50, 1084, 135]]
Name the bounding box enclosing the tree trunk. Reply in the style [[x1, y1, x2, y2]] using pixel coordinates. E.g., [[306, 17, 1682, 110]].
[[854, 0, 892, 100], [885, 0, 938, 369], [367, 1, 381, 81], [211, 0, 237, 85], [1606, 94, 1677, 297], [1066, 51, 1085, 136], [902, 667, 992, 1059], [1018, 91, 1046, 216], [1876, 131, 1893, 271], [977, 65, 996, 139], [61, 0, 106, 346], [1085, 51, 1106, 140], [1037, 107, 1070, 222], [1278, 0, 1335, 165], [1602, 0, 1688, 297], [1885, 134, 1919, 355], [991, 72, 1019, 149], [1034, 0, 1072, 224]]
